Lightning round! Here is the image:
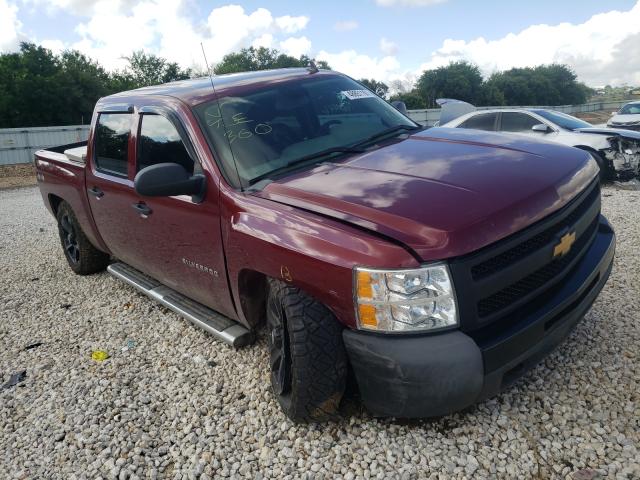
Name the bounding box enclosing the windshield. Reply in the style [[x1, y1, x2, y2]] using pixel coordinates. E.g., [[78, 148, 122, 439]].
[[194, 74, 416, 187], [530, 109, 592, 130], [619, 103, 640, 115]]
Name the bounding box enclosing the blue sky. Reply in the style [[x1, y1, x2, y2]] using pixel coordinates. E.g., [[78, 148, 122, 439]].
[[2, 0, 639, 87]]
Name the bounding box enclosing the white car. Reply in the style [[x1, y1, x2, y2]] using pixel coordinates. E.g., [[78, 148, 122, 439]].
[[608, 101, 640, 131], [438, 99, 640, 182]]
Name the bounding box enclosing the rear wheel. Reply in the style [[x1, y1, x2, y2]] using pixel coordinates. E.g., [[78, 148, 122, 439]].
[[267, 279, 348, 422], [56, 202, 110, 275]]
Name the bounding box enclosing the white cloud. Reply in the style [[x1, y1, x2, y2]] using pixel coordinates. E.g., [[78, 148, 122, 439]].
[[375, 0, 446, 6], [316, 50, 400, 81], [43, 1, 314, 71], [40, 39, 65, 53], [334, 20, 359, 32], [379, 37, 398, 56], [252, 33, 274, 49], [279, 36, 311, 58], [275, 15, 309, 34], [0, 0, 22, 52], [419, 1, 640, 86]]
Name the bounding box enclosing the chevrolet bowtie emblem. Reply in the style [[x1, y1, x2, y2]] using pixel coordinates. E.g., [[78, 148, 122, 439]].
[[553, 231, 576, 258]]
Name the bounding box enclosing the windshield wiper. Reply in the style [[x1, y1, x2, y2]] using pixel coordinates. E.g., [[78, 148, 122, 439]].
[[248, 146, 366, 186], [352, 124, 421, 149]]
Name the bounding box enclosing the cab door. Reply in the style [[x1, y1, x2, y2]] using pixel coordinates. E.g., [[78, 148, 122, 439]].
[[86, 104, 235, 319], [124, 108, 236, 318]]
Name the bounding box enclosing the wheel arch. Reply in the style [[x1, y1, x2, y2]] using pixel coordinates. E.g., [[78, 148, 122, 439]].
[[236, 268, 270, 328], [574, 145, 612, 180], [48, 193, 64, 215]]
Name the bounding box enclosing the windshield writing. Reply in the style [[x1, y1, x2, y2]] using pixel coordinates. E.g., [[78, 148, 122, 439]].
[[195, 75, 415, 187]]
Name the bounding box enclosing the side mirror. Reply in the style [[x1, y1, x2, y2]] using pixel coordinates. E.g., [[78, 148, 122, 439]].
[[610, 111, 617, 117], [532, 123, 550, 133], [135, 163, 206, 201], [391, 101, 407, 115]]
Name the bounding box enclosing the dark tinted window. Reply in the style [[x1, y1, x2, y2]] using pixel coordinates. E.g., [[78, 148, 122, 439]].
[[459, 113, 497, 131], [500, 112, 541, 132], [138, 115, 194, 174], [95, 113, 131, 176]]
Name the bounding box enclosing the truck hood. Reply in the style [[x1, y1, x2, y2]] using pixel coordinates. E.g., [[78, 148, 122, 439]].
[[254, 127, 599, 261]]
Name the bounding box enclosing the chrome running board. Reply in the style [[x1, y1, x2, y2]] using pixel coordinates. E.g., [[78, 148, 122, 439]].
[[107, 262, 252, 348]]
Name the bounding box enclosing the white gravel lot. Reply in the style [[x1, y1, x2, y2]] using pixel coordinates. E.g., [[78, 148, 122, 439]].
[[0, 185, 639, 480]]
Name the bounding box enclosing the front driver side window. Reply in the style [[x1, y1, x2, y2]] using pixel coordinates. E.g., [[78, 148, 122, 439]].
[[137, 114, 195, 174], [500, 112, 542, 132]]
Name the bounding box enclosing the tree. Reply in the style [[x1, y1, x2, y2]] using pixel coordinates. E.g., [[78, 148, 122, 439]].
[[358, 78, 389, 98], [112, 50, 192, 90], [416, 61, 483, 108], [213, 47, 329, 74], [389, 91, 426, 109], [484, 64, 590, 106]]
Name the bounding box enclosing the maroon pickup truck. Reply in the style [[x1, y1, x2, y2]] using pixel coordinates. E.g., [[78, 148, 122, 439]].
[[35, 68, 615, 421]]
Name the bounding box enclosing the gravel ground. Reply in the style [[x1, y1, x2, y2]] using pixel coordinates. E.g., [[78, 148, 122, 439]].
[[0, 185, 639, 480], [0, 164, 36, 190]]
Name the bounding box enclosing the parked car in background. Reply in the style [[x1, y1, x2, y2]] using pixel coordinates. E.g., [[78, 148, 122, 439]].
[[34, 69, 615, 421], [438, 99, 640, 182], [608, 101, 640, 131]]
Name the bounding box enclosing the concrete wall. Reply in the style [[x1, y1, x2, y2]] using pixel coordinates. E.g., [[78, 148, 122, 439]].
[[0, 99, 629, 164], [405, 100, 629, 126]]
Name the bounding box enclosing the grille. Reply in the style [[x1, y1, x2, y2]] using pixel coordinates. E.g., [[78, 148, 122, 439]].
[[477, 216, 599, 318], [471, 185, 600, 280]]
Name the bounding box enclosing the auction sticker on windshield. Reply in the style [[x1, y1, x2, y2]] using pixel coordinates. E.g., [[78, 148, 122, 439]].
[[341, 90, 376, 100]]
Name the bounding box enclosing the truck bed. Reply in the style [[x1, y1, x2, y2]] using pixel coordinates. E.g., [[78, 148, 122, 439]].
[[34, 141, 106, 252]]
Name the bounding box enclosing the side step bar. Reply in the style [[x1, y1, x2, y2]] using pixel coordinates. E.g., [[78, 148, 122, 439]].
[[107, 262, 253, 348]]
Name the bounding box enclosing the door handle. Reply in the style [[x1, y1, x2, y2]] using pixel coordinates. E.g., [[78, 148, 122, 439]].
[[131, 202, 152, 216], [88, 186, 104, 198]]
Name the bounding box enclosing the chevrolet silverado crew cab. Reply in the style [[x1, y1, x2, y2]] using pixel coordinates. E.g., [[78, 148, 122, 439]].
[[35, 68, 615, 421]]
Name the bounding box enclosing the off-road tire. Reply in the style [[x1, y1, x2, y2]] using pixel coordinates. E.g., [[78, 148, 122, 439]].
[[56, 201, 110, 275], [267, 279, 348, 422]]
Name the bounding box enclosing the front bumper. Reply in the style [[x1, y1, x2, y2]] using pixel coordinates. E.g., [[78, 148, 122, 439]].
[[343, 216, 615, 418]]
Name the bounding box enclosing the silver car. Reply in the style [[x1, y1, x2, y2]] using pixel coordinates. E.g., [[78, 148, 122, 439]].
[[438, 99, 640, 182], [608, 101, 640, 131]]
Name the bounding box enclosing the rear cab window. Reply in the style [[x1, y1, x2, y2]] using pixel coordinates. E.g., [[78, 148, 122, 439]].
[[459, 113, 498, 131], [94, 113, 131, 177]]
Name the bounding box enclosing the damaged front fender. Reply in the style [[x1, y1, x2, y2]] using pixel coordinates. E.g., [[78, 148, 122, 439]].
[[577, 128, 640, 180]]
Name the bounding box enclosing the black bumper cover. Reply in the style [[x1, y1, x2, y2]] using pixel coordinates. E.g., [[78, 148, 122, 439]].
[[343, 216, 615, 418]]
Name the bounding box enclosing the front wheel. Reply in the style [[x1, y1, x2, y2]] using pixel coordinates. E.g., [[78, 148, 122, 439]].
[[266, 279, 348, 422], [56, 201, 110, 275]]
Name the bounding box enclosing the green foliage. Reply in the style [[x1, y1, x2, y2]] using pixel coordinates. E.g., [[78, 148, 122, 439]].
[[393, 61, 591, 110], [113, 50, 192, 90], [416, 61, 484, 108], [0, 44, 192, 128], [213, 47, 329, 74], [484, 64, 590, 106], [358, 78, 389, 98], [389, 91, 426, 109]]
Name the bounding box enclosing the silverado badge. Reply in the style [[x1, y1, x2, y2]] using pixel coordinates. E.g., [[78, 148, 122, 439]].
[[553, 231, 576, 258]]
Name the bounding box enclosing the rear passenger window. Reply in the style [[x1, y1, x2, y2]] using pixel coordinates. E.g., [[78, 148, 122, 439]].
[[500, 112, 540, 132], [95, 113, 131, 177], [459, 113, 497, 131], [137, 115, 194, 174]]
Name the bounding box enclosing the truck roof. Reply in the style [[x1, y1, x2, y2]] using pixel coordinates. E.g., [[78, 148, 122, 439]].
[[105, 68, 328, 106]]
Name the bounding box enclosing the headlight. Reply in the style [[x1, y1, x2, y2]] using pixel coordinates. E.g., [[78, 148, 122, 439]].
[[354, 264, 458, 333]]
